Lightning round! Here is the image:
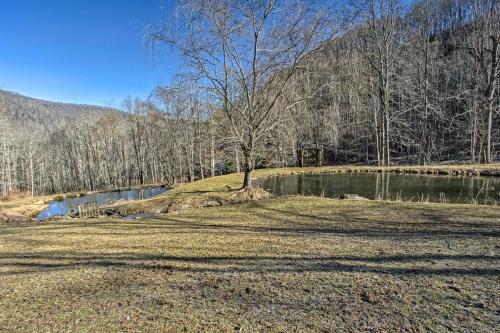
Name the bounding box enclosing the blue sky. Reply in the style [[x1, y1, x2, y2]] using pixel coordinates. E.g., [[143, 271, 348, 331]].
[[0, 0, 178, 107]]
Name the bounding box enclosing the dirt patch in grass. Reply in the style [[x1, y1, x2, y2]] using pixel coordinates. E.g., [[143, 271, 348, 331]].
[[0, 198, 499, 332]]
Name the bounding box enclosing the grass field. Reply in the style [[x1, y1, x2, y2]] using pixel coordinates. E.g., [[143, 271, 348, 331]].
[[1, 197, 499, 332], [1, 165, 500, 331]]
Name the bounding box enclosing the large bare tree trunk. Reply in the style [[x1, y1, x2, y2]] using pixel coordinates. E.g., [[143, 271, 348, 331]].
[[242, 153, 253, 189]]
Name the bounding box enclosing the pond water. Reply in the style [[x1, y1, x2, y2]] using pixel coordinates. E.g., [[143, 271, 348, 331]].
[[261, 173, 500, 205], [36, 187, 167, 221]]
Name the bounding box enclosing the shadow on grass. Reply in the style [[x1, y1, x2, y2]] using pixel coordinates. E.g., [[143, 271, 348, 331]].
[[8, 210, 499, 239], [0, 251, 498, 277], [1, 200, 499, 277]]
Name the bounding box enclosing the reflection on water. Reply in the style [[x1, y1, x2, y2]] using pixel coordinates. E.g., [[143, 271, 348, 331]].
[[262, 173, 500, 205], [36, 187, 167, 221]]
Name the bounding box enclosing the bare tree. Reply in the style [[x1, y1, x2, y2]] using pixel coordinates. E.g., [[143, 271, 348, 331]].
[[354, 0, 404, 166], [465, 0, 500, 163], [151, 0, 332, 188]]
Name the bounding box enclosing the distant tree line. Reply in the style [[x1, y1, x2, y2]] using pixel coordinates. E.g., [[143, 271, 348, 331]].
[[0, 0, 498, 195]]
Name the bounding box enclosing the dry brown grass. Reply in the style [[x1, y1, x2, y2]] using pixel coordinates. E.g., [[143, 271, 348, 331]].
[[0, 191, 33, 201], [0, 197, 499, 332], [0, 195, 54, 222], [113, 174, 272, 215]]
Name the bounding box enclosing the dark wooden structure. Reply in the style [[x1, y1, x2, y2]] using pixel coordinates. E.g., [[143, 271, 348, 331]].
[[297, 148, 324, 167]]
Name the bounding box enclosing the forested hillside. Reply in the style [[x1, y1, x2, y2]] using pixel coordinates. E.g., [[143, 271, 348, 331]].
[[0, 90, 116, 128], [0, 90, 123, 196], [1, 0, 498, 197]]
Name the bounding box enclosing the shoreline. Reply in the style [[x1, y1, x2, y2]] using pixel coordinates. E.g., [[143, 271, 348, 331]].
[[2, 164, 499, 223], [0, 183, 168, 223], [113, 164, 500, 216]]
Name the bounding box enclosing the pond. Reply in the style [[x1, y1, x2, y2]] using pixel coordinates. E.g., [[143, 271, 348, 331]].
[[261, 173, 500, 205], [36, 187, 167, 221]]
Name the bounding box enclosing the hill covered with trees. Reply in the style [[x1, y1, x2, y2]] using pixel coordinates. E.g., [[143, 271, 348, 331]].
[[0, 89, 117, 129]]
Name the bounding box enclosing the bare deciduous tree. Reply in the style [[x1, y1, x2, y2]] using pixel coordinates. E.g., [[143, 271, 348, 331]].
[[151, 0, 332, 188]]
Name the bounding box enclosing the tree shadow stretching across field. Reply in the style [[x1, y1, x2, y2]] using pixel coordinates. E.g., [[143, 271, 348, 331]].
[[0, 252, 498, 277], [130, 216, 500, 239], [2, 201, 499, 277], [4, 222, 498, 241], [13, 212, 497, 239], [5, 200, 499, 238]]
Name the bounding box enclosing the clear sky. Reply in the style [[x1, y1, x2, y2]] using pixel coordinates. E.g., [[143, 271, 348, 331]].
[[0, 0, 178, 107]]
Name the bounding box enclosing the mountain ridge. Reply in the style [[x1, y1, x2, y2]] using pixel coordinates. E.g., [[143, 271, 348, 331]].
[[0, 89, 122, 129]]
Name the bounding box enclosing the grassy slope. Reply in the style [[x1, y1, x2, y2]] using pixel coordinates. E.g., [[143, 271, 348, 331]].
[[0, 198, 499, 332], [1, 165, 500, 331], [0, 195, 55, 220]]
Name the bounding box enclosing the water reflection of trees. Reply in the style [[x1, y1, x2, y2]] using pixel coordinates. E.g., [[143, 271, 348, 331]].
[[374, 173, 391, 200], [267, 174, 499, 205], [373, 174, 498, 204]]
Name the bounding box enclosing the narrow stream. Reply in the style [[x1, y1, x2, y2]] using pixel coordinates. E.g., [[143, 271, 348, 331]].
[[36, 187, 167, 221]]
